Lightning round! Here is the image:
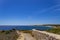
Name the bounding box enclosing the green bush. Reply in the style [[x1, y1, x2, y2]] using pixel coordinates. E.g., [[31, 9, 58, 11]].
[[5, 31, 10, 34]]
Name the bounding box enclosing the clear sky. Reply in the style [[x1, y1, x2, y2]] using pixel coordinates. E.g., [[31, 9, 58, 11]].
[[0, 0, 60, 25]]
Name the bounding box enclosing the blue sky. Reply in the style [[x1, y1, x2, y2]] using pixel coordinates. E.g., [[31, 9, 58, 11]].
[[0, 0, 60, 25]]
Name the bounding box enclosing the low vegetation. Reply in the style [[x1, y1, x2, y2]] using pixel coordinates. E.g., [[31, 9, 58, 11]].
[[0, 29, 19, 40], [19, 30, 33, 36], [46, 28, 60, 34], [20, 30, 32, 33]]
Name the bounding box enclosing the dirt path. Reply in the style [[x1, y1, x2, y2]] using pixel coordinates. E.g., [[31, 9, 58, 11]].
[[24, 33, 36, 40], [16, 31, 36, 40], [16, 31, 24, 40]]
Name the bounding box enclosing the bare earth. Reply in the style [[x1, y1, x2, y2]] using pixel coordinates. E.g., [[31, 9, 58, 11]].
[[16, 31, 36, 40], [16, 31, 24, 40], [24, 33, 36, 40]]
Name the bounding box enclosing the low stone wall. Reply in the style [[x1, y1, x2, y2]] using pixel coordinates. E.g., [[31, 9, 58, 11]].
[[32, 30, 60, 40]]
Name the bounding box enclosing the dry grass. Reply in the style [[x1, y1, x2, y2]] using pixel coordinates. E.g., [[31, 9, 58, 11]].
[[19, 30, 33, 36], [0, 30, 19, 40]]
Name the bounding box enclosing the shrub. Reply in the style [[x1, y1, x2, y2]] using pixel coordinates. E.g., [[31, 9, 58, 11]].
[[5, 31, 10, 34], [9, 30, 12, 32], [12, 29, 16, 31], [1, 30, 5, 33]]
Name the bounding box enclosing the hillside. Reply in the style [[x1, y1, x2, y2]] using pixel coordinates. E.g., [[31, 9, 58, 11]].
[[0, 29, 19, 40], [46, 28, 60, 34]]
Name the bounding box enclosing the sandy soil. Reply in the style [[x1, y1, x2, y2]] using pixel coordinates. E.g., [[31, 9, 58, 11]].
[[16, 31, 24, 40], [24, 33, 36, 40], [16, 31, 36, 40]]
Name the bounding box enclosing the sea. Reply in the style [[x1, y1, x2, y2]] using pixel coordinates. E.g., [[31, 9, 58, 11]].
[[0, 26, 52, 30]]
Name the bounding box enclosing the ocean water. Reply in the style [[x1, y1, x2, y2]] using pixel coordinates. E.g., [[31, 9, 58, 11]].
[[0, 26, 52, 30]]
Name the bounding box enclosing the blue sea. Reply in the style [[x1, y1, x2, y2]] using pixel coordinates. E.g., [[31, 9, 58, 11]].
[[0, 26, 52, 30]]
